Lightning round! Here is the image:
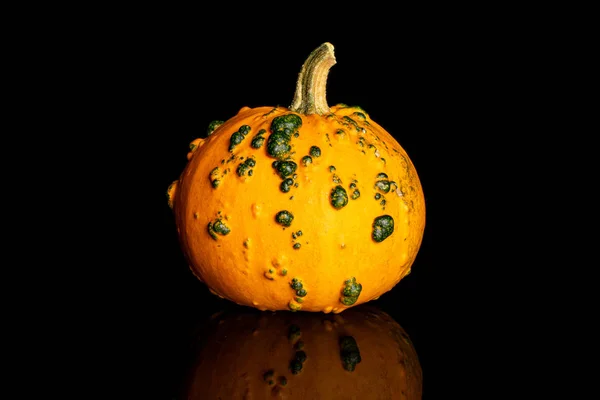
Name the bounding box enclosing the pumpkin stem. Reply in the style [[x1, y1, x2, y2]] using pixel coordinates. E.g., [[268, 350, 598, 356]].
[[290, 42, 336, 115]]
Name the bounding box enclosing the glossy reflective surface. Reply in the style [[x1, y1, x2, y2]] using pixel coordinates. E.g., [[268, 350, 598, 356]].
[[180, 304, 421, 399]]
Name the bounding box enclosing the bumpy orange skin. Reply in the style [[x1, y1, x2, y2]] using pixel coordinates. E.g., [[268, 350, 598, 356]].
[[184, 305, 422, 399], [168, 104, 425, 313]]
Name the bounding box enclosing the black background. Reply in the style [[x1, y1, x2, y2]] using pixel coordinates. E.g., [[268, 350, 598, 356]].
[[71, 19, 546, 399], [14, 1, 592, 396]]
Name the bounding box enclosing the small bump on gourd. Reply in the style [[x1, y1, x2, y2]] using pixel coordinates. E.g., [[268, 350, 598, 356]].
[[251, 203, 262, 218], [166, 180, 178, 209], [330, 185, 349, 209], [309, 146, 321, 158], [187, 138, 205, 160], [275, 210, 294, 227], [340, 277, 362, 305], [207, 120, 224, 136]]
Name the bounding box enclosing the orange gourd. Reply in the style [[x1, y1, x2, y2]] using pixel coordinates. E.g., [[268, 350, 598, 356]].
[[182, 305, 422, 399], [167, 42, 425, 313]]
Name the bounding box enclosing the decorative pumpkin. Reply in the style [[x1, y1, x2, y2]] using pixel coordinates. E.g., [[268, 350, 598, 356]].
[[182, 305, 422, 399], [167, 42, 425, 313]]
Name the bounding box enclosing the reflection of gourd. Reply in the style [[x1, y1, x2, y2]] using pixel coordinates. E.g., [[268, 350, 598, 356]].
[[183, 305, 422, 399], [167, 42, 426, 313]]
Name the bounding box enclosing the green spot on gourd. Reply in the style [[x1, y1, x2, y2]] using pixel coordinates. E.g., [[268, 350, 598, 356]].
[[209, 167, 221, 188], [293, 243, 301, 250], [352, 111, 367, 120], [213, 221, 229, 234], [207, 218, 231, 240], [251, 129, 266, 149], [342, 116, 361, 131], [290, 278, 303, 291], [207, 120, 224, 136], [239, 125, 251, 136], [309, 146, 321, 158], [275, 210, 294, 227], [267, 114, 302, 159], [301, 155, 312, 166], [236, 163, 250, 177], [289, 359, 303, 374], [229, 131, 244, 151], [263, 107, 278, 117], [351, 189, 360, 200], [289, 350, 307, 374], [339, 336, 362, 372], [263, 369, 275, 384], [264, 270, 275, 280], [280, 178, 294, 193], [272, 114, 302, 135], [375, 180, 391, 193], [288, 324, 301, 341], [272, 160, 297, 179], [266, 133, 292, 159], [294, 350, 307, 363], [330, 185, 349, 209], [340, 277, 362, 305], [372, 215, 394, 242]]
